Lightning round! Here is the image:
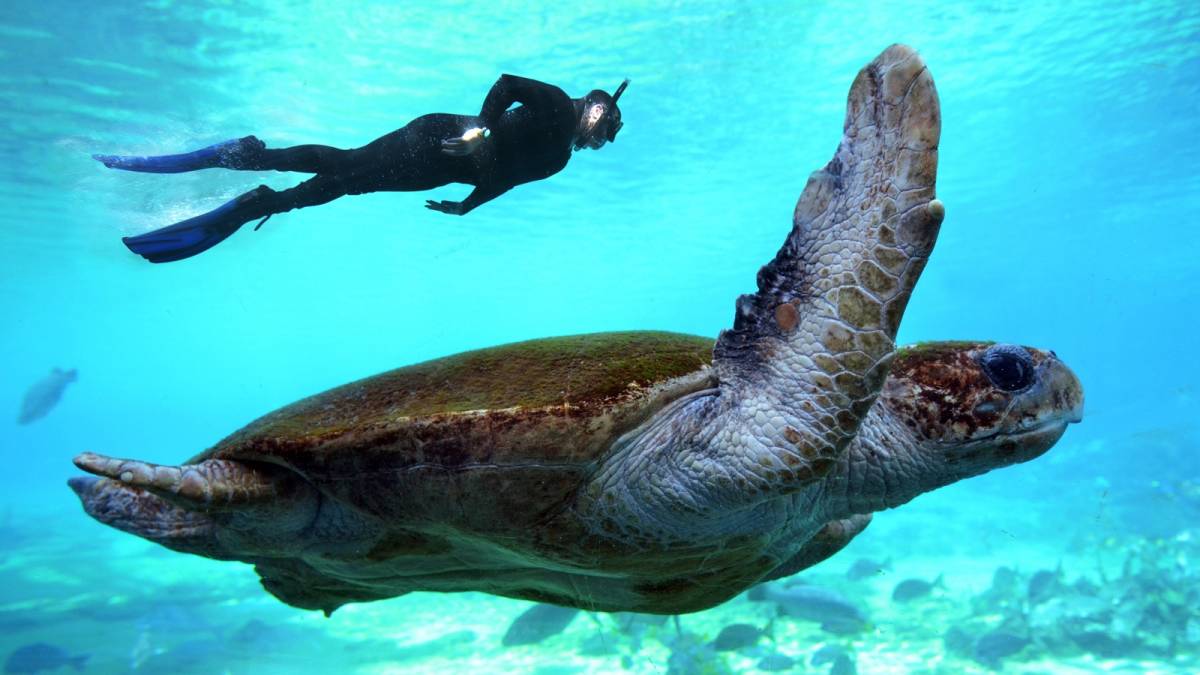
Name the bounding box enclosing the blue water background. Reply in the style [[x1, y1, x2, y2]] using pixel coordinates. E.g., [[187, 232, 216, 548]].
[[0, 0, 1198, 671]]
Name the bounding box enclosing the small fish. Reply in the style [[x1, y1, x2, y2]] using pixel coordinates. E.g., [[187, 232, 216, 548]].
[[989, 566, 1018, 592], [1027, 569, 1060, 605], [502, 603, 580, 646], [756, 652, 795, 672], [230, 619, 281, 648], [4, 643, 88, 674], [709, 620, 771, 651], [750, 583, 869, 634], [845, 557, 891, 581], [891, 574, 944, 602], [1071, 628, 1120, 656], [229, 619, 327, 656], [17, 368, 77, 425], [972, 630, 1030, 667]]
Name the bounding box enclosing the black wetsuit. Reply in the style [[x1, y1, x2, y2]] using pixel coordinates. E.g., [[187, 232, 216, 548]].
[[241, 74, 579, 218]]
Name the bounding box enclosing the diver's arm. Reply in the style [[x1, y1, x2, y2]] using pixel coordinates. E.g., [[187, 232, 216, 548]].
[[424, 183, 511, 216], [478, 74, 563, 128]]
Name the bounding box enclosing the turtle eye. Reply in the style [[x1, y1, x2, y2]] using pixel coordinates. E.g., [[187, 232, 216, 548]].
[[980, 344, 1035, 392]]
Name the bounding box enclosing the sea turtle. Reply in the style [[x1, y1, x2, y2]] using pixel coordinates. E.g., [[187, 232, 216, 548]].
[[69, 45, 1083, 615]]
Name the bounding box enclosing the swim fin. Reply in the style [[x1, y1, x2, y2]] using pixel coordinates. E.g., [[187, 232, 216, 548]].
[[94, 136, 265, 173], [122, 186, 275, 263]]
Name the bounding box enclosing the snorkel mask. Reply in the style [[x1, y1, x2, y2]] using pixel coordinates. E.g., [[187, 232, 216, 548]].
[[576, 79, 629, 150]]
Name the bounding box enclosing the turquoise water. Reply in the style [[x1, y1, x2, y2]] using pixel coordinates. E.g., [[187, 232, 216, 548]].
[[2, 1, 1198, 672]]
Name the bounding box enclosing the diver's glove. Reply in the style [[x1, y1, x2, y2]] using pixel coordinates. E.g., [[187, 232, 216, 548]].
[[424, 199, 465, 215], [440, 127, 490, 156]]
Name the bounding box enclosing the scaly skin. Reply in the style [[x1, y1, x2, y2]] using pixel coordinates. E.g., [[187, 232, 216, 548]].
[[577, 43, 943, 543], [823, 341, 1084, 517]]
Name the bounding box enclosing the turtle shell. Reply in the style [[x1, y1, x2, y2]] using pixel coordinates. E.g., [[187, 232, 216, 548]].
[[193, 331, 716, 531]]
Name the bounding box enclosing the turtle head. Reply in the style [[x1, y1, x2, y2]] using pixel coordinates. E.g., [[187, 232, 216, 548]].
[[838, 341, 1083, 513], [886, 342, 1083, 469]]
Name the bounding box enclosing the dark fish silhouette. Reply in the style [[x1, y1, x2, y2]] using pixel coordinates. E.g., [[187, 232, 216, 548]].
[[17, 368, 76, 425], [709, 621, 771, 651], [990, 566, 1018, 592], [230, 618, 326, 655], [231, 618, 283, 648], [1027, 568, 1062, 605], [4, 643, 88, 674], [891, 574, 944, 602], [972, 630, 1030, 667], [750, 583, 869, 634], [502, 603, 580, 646], [845, 557, 891, 581]]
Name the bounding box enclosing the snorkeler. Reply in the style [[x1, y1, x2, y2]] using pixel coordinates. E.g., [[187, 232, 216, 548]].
[[94, 75, 629, 263]]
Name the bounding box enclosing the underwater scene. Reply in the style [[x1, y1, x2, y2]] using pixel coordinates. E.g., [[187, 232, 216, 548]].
[[2, 1, 1199, 673]]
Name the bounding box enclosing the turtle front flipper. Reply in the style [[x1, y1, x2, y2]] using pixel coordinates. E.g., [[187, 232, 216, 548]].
[[71, 452, 320, 557], [580, 45, 943, 543], [712, 44, 944, 486]]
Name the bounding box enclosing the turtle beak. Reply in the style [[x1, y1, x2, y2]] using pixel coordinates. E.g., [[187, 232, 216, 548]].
[[1044, 354, 1084, 425]]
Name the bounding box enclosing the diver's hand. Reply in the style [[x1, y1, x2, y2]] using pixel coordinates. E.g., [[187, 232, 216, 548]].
[[425, 199, 465, 215], [441, 127, 490, 156]]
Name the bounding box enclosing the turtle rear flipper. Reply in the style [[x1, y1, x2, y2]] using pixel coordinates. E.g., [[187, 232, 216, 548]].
[[761, 514, 873, 582], [71, 452, 320, 556], [68, 476, 229, 558]]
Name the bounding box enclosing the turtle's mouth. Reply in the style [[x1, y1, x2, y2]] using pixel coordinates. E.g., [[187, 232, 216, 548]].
[[1003, 420, 1071, 460], [943, 418, 1072, 470]]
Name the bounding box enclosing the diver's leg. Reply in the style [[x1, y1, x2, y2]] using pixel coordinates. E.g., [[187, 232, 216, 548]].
[[249, 145, 358, 174], [122, 175, 348, 263], [253, 118, 463, 176], [263, 174, 348, 209]]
